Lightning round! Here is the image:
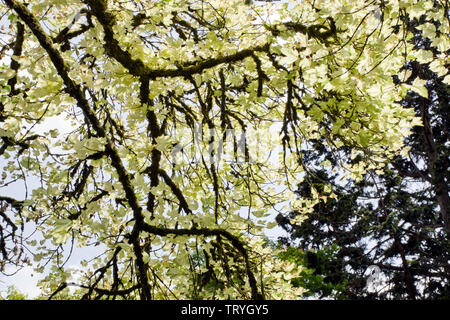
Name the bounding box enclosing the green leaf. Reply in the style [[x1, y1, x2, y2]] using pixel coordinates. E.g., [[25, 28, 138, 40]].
[[410, 77, 428, 98]]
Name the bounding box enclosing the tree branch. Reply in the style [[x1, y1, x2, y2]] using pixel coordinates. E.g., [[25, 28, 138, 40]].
[[140, 223, 261, 299]]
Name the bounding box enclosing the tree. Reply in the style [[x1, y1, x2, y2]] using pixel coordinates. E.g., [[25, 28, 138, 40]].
[[0, 0, 447, 299], [277, 2, 450, 299]]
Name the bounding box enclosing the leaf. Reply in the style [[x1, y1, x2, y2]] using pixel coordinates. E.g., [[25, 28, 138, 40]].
[[415, 50, 433, 64], [443, 74, 450, 85], [320, 159, 332, 167], [417, 23, 436, 40], [0, 69, 16, 80], [266, 221, 278, 229], [280, 47, 298, 65], [155, 135, 172, 152], [410, 77, 428, 98], [253, 210, 266, 218]]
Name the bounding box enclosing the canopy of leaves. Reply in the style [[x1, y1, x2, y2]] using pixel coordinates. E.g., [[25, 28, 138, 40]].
[[0, 0, 448, 299]]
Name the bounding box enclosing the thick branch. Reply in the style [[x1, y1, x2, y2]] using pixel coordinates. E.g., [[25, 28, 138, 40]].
[[7, 21, 24, 95], [158, 169, 192, 215], [85, 0, 271, 79], [0, 196, 24, 212]]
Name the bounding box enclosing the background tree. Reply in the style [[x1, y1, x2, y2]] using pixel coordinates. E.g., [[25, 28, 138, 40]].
[[0, 0, 447, 299], [277, 2, 450, 299]]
